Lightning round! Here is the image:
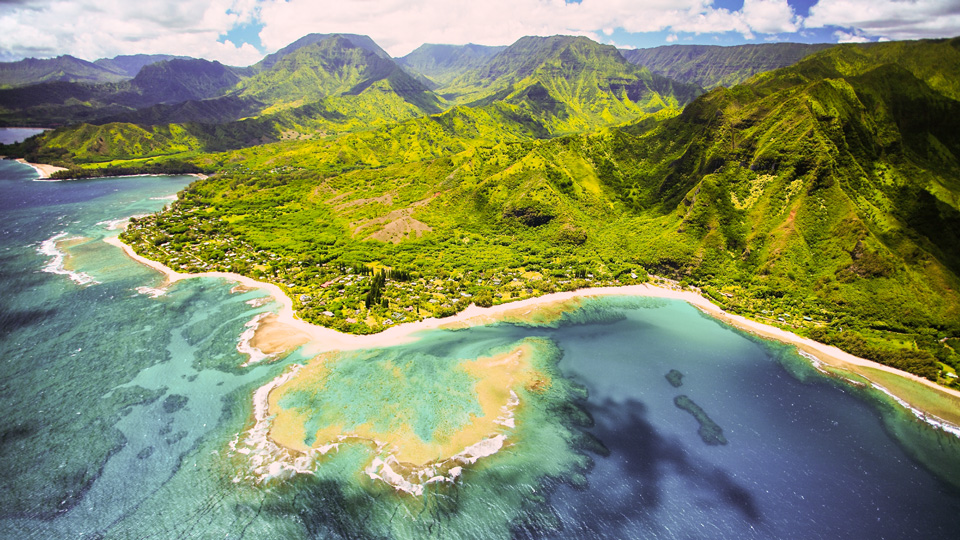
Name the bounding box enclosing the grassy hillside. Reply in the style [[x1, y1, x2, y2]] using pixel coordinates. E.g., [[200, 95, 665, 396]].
[[4, 35, 701, 167], [439, 36, 700, 135]]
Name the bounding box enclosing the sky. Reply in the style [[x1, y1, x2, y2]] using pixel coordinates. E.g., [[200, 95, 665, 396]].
[[1, 0, 959, 65]]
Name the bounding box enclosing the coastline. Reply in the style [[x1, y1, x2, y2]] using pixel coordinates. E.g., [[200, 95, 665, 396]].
[[14, 158, 66, 179], [6, 157, 208, 182], [103, 234, 960, 431]]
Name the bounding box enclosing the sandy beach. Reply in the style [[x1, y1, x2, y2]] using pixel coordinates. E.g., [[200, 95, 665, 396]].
[[15, 158, 67, 179], [103, 234, 960, 430]]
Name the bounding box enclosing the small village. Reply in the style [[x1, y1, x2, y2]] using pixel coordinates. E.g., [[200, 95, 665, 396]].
[[120, 203, 653, 334]]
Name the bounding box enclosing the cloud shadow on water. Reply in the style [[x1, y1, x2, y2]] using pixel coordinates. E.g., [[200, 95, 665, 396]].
[[551, 397, 762, 534]]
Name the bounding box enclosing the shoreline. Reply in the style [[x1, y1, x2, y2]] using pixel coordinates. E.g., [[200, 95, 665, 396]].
[[14, 158, 67, 179], [5, 157, 207, 182], [102, 234, 960, 431]]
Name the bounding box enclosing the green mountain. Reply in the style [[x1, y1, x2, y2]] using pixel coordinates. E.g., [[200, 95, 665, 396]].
[[254, 33, 392, 73], [238, 34, 438, 113], [440, 35, 701, 135], [125, 59, 242, 104], [7, 34, 702, 166], [621, 43, 833, 89], [397, 43, 505, 86], [93, 54, 187, 77], [0, 55, 130, 88]]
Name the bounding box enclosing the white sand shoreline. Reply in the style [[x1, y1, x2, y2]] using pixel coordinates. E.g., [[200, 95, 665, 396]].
[[14, 158, 67, 179], [102, 233, 960, 431]]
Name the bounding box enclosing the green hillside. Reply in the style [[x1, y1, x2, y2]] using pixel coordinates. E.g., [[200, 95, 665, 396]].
[[237, 34, 442, 125], [253, 33, 393, 73], [5, 35, 700, 165], [440, 35, 701, 134], [621, 43, 833, 89]]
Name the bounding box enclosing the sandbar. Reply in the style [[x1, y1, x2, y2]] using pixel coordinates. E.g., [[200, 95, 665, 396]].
[[268, 342, 541, 466], [104, 233, 960, 431]]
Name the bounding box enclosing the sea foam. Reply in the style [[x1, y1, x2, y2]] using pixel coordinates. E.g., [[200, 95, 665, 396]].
[[230, 370, 519, 495], [798, 350, 960, 438], [238, 312, 275, 367], [37, 232, 99, 286]]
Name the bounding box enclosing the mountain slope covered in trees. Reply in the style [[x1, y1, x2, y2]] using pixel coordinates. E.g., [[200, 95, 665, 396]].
[[620, 43, 833, 89]]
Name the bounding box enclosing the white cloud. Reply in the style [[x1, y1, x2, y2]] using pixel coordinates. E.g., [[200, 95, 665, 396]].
[[1, 0, 957, 64], [805, 0, 960, 41], [254, 0, 801, 56], [0, 0, 264, 64], [741, 0, 799, 34], [834, 30, 870, 43]]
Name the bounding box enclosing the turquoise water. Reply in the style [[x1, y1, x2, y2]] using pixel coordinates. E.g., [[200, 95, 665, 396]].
[[1, 154, 959, 538]]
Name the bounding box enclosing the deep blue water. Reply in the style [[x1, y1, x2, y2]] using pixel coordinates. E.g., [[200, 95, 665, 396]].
[[1, 152, 959, 539], [0, 128, 45, 145]]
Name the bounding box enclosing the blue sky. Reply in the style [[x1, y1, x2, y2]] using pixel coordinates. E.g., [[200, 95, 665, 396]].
[[1, 0, 958, 64]]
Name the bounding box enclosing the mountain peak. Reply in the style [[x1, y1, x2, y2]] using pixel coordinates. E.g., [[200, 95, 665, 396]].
[[255, 33, 390, 72]]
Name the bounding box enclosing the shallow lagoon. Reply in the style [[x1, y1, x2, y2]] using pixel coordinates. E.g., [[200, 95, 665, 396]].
[[1, 157, 959, 539]]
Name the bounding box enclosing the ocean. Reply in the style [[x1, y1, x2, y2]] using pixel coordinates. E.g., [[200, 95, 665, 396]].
[[1, 151, 958, 539]]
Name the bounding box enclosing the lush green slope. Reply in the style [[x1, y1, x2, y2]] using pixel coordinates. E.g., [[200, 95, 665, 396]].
[[237, 34, 442, 125], [112, 37, 960, 386], [253, 33, 393, 73], [441, 36, 701, 134], [0, 55, 129, 88], [397, 44, 505, 86], [621, 43, 833, 89], [6, 35, 703, 168]]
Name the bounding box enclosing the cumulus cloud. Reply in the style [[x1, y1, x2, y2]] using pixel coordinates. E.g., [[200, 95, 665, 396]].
[[805, 0, 960, 41], [742, 0, 800, 34], [0, 0, 957, 64], [0, 0, 264, 64], [834, 29, 870, 43], [254, 0, 806, 56]]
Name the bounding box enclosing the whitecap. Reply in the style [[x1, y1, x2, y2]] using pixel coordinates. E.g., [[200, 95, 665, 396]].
[[135, 286, 167, 298], [96, 214, 151, 231], [238, 312, 276, 367], [37, 232, 99, 286]]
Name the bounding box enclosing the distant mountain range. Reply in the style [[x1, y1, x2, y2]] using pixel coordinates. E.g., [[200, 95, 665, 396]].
[[0, 53, 187, 88], [619, 43, 833, 89], [0, 38, 840, 129]]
